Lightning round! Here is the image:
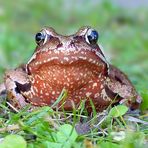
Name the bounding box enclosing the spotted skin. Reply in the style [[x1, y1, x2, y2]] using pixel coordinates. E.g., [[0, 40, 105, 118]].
[[2, 26, 142, 112]]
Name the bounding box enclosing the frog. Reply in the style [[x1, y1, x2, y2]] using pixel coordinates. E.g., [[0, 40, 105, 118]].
[[0, 26, 142, 112]]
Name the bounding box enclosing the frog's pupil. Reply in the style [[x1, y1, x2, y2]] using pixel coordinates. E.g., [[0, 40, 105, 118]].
[[35, 32, 44, 42], [87, 30, 99, 44]]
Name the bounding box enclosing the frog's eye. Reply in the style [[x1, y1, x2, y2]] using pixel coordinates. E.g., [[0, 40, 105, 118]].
[[35, 31, 47, 46], [85, 29, 99, 44]]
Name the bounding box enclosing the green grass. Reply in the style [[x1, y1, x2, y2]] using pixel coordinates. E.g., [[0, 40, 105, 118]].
[[0, 97, 147, 148], [0, 0, 148, 147]]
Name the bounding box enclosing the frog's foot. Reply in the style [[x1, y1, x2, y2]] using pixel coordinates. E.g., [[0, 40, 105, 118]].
[[106, 65, 142, 110], [4, 68, 31, 109]]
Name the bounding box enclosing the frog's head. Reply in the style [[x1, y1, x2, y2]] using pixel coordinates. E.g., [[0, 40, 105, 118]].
[[27, 26, 109, 76]]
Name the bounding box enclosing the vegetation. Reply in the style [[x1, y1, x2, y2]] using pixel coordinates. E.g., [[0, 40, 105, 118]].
[[0, 0, 147, 147]]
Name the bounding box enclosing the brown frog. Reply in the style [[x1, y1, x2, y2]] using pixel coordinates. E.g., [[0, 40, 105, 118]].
[[0, 26, 142, 112]]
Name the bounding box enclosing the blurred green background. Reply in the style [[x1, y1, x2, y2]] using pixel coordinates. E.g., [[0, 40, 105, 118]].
[[0, 0, 148, 92]]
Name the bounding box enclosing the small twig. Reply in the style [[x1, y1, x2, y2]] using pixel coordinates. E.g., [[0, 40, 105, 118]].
[[94, 115, 108, 127], [125, 116, 148, 125], [50, 114, 72, 121], [0, 124, 20, 132], [64, 112, 88, 118], [6, 102, 19, 113]]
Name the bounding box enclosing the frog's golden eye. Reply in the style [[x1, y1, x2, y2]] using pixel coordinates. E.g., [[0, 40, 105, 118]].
[[35, 31, 47, 46], [85, 29, 99, 44]]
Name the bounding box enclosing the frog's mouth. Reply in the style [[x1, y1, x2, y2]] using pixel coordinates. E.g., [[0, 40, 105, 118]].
[[27, 48, 108, 74]]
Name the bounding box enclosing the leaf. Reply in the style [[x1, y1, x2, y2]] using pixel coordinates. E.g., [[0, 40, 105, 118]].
[[39, 141, 63, 148], [108, 105, 128, 117], [98, 141, 119, 148], [0, 135, 27, 148], [25, 106, 53, 124], [56, 124, 78, 147]]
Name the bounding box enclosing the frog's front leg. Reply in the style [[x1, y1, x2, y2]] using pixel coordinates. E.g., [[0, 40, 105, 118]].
[[106, 65, 142, 110], [4, 68, 31, 109]]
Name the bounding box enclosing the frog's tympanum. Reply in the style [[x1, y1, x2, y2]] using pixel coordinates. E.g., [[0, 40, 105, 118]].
[[0, 27, 142, 112]]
